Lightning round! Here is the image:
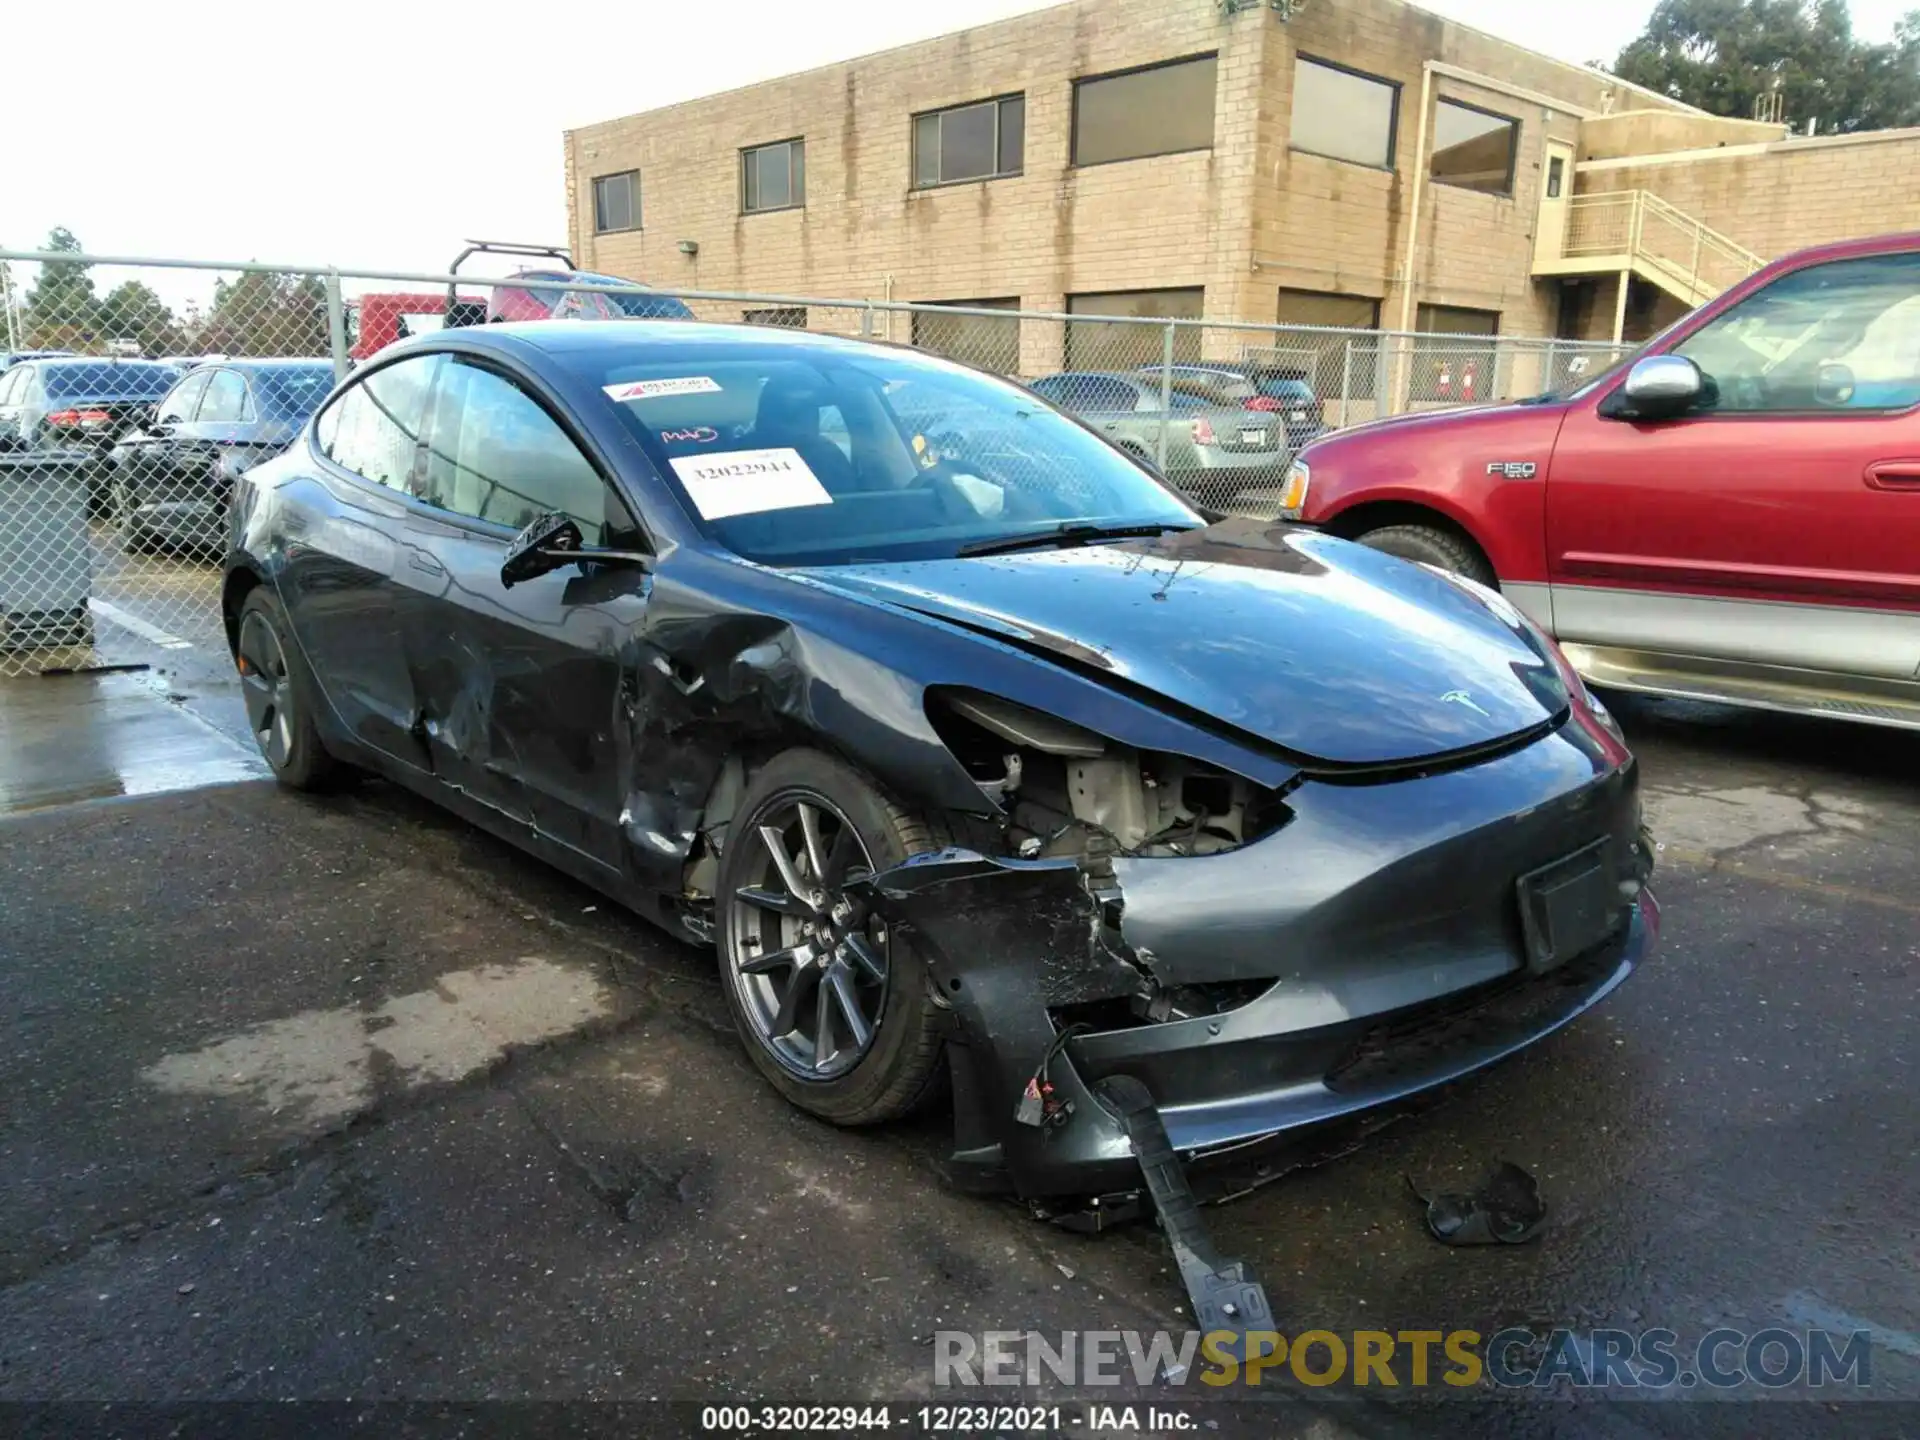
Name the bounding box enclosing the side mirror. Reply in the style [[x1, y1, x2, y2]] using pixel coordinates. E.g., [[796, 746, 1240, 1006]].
[[501, 512, 585, 589], [1815, 361, 1856, 407], [500, 509, 653, 589], [1599, 355, 1709, 422]]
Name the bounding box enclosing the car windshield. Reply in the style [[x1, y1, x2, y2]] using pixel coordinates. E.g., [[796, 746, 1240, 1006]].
[[253, 367, 335, 419], [595, 341, 1200, 566], [43, 362, 178, 399]]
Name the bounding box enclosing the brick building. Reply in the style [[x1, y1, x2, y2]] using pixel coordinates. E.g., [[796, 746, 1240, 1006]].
[[562, 0, 1920, 366]]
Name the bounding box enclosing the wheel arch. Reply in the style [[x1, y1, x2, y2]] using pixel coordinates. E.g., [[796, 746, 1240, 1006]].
[[220, 565, 266, 657], [1318, 499, 1500, 586]]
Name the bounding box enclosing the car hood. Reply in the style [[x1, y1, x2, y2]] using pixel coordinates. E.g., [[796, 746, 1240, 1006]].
[[809, 519, 1568, 769]]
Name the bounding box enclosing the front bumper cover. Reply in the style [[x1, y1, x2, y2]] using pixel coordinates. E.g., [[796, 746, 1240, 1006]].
[[858, 724, 1656, 1200]]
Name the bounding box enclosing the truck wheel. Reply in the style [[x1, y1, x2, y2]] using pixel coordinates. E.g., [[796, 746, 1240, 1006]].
[[716, 748, 950, 1126], [1356, 524, 1496, 587]]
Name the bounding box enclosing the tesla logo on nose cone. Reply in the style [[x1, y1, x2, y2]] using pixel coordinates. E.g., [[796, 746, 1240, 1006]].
[[1440, 689, 1491, 717]]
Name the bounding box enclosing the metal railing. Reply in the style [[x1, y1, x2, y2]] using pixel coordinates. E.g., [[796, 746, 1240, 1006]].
[[0, 248, 1630, 679], [1563, 190, 1765, 302]]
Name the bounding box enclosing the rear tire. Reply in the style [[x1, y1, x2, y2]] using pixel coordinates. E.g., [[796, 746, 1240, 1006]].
[[234, 587, 338, 791], [1355, 523, 1497, 587], [715, 748, 949, 1126], [111, 478, 151, 552]]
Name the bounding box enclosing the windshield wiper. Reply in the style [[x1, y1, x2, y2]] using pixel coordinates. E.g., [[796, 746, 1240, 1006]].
[[955, 521, 1197, 558]]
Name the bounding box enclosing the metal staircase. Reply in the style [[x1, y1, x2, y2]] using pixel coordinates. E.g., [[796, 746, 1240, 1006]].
[[1534, 190, 1765, 310]]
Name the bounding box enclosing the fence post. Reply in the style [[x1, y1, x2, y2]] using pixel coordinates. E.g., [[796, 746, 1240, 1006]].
[[860, 302, 876, 339], [1156, 321, 1174, 472], [324, 271, 349, 382], [0, 261, 18, 353], [1338, 340, 1353, 429]]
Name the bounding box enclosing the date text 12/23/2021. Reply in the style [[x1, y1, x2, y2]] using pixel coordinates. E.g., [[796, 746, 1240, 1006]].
[[699, 1404, 1198, 1433]]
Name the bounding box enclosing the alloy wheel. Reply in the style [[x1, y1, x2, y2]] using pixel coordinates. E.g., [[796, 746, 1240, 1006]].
[[236, 611, 296, 770], [726, 793, 892, 1082]]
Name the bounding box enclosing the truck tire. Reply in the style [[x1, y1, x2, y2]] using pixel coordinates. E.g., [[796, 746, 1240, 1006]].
[[1356, 524, 1497, 588]]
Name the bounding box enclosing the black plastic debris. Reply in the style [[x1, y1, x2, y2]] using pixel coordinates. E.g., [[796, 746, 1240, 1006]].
[[1409, 1161, 1547, 1245], [1099, 1074, 1274, 1359]]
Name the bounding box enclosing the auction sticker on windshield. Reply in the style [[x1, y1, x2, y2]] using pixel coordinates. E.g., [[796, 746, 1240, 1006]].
[[604, 376, 723, 402], [670, 448, 834, 520]]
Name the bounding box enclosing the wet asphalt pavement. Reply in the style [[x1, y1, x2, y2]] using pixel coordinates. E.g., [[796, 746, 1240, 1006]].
[[0, 678, 1914, 1438]]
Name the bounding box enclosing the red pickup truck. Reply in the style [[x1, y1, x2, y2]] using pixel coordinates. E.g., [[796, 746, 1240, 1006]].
[[1285, 231, 1920, 732]]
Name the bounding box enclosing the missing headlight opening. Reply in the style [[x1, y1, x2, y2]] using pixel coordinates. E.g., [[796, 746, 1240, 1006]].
[[927, 689, 1291, 860]]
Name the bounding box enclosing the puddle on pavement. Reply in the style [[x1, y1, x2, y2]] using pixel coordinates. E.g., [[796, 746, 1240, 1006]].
[[142, 958, 613, 1127], [0, 670, 264, 815]]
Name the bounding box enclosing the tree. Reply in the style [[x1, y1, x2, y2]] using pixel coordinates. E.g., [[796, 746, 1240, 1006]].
[[1612, 0, 1920, 133], [22, 227, 103, 349], [194, 270, 330, 357], [100, 281, 185, 357]]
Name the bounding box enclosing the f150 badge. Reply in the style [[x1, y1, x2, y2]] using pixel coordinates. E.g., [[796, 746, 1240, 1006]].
[[1486, 461, 1538, 479]]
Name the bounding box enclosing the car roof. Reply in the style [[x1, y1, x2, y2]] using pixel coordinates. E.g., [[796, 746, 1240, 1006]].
[[398, 318, 899, 362], [37, 356, 179, 369], [215, 358, 334, 371]]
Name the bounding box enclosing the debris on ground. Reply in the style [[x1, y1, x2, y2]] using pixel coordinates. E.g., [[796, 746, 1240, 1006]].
[[1408, 1161, 1546, 1245]]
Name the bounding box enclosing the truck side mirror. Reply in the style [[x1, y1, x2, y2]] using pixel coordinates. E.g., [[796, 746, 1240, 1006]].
[[1600, 355, 1711, 422]]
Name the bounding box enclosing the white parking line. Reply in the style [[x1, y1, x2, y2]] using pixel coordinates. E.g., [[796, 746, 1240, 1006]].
[[89, 599, 193, 651]]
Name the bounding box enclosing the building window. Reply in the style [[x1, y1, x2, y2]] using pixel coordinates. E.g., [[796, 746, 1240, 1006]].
[[1290, 57, 1399, 169], [743, 307, 807, 329], [914, 96, 1024, 187], [1269, 290, 1383, 401], [1417, 304, 1501, 336], [741, 140, 805, 214], [593, 171, 639, 233], [1546, 155, 1564, 199], [911, 298, 1022, 372], [1066, 287, 1205, 368], [1275, 289, 1381, 329], [1072, 55, 1218, 168], [1431, 99, 1519, 195], [1413, 305, 1500, 403]]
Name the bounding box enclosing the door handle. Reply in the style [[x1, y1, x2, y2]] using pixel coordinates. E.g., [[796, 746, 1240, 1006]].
[[408, 551, 446, 577], [1865, 460, 1920, 490]]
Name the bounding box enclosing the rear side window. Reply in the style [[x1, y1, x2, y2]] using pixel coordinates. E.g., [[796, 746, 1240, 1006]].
[[316, 355, 441, 492], [157, 371, 211, 424], [197, 370, 251, 424], [1257, 377, 1315, 401], [255, 368, 335, 420], [418, 359, 617, 542]]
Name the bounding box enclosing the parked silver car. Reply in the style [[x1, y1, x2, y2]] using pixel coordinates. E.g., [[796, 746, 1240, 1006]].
[[1025, 371, 1293, 512]]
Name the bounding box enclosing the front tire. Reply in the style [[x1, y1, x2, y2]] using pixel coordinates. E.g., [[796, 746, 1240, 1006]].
[[234, 586, 338, 790], [715, 748, 948, 1126], [1355, 523, 1497, 587]]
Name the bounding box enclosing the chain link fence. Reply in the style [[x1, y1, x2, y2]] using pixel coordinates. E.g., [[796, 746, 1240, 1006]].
[[0, 248, 1629, 679]]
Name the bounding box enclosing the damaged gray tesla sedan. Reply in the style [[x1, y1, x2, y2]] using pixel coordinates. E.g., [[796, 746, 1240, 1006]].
[[223, 320, 1658, 1217]]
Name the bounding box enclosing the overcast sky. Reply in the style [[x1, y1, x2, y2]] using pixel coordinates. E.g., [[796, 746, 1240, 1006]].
[[4, 0, 1913, 310]]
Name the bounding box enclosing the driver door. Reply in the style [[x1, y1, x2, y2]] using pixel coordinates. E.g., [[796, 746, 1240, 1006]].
[[1545, 249, 1920, 679], [404, 354, 651, 872]]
